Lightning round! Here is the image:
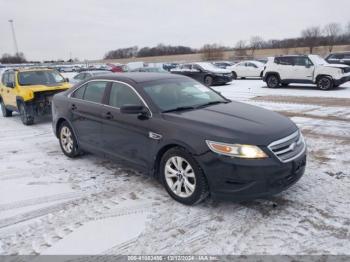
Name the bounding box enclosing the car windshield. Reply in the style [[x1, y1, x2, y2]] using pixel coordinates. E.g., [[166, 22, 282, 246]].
[[309, 55, 328, 65], [18, 70, 65, 86], [142, 78, 229, 112]]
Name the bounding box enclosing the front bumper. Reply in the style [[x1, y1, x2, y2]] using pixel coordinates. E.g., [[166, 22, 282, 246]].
[[213, 75, 233, 84], [196, 150, 306, 201], [334, 75, 350, 86]]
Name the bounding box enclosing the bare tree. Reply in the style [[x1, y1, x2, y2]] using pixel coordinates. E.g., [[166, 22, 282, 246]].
[[301, 26, 322, 54], [249, 36, 264, 57], [234, 40, 247, 57], [200, 44, 225, 61], [324, 23, 342, 52]]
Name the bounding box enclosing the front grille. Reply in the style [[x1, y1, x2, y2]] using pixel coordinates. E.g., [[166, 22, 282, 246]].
[[268, 130, 306, 163]]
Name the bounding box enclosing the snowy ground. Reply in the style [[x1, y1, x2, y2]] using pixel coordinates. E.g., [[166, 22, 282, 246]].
[[0, 78, 349, 256]]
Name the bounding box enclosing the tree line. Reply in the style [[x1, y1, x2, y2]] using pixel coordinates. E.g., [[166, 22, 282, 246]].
[[105, 22, 350, 60]]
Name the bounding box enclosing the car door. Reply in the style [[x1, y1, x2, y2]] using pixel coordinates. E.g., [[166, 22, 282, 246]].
[[1, 72, 17, 107], [100, 81, 154, 170], [234, 62, 245, 77], [247, 62, 260, 77], [291, 57, 314, 82], [276, 57, 294, 80], [191, 64, 206, 82], [69, 80, 109, 151]]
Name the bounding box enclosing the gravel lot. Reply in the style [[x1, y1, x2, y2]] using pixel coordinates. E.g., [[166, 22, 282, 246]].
[[0, 79, 349, 255]]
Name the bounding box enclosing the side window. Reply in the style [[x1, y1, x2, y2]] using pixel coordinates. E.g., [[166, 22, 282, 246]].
[[279, 57, 293, 66], [83, 81, 108, 103], [248, 62, 257, 68], [72, 85, 86, 99], [109, 82, 142, 108], [73, 73, 84, 80], [192, 65, 202, 71], [7, 72, 15, 87], [2, 73, 8, 85]]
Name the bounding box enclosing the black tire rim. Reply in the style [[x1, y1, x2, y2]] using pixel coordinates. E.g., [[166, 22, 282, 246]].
[[268, 76, 278, 88], [205, 77, 212, 86], [319, 78, 331, 90]]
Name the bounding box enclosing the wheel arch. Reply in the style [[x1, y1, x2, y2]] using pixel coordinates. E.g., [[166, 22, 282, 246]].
[[152, 142, 198, 180], [264, 71, 281, 81], [55, 117, 79, 146], [315, 74, 333, 83]]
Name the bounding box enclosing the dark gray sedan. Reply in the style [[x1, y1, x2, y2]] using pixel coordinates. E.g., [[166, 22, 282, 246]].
[[52, 73, 306, 205]]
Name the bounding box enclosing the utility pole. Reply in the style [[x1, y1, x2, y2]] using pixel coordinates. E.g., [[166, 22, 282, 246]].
[[8, 19, 19, 54]]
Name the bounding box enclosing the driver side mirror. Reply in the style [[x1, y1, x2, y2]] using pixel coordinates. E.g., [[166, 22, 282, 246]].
[[65, 78, 70, 82], [305, 64, 312, 68], [120, 105, 149, 116]]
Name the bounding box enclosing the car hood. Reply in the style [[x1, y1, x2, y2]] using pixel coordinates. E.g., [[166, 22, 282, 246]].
[[322, 64, 350, 69], [24, 83, 71, 92], [162, 101, 297, 146]]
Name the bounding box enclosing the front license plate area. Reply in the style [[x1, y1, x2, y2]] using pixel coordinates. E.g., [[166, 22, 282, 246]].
[[293, 155, 306, 173]]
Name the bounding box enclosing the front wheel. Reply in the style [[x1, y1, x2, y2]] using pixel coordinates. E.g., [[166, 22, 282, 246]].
[[19, 102, 34, 125], [59, 122, 80, 158], [231, 72, 237, 80], [1, 100, 12, 117], [317, 76, 334, 90], [204, 76, 213, 86], [266, 75, 280, 88], [160, 147, 209, 205]]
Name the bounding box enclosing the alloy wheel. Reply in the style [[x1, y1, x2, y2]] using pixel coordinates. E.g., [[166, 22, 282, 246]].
[[319, 78, 331, 90], [60, 126, 74, 154], [164, 156, 196, 198]]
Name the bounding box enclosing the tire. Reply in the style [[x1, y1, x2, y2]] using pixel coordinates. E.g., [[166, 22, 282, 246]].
[[0, 99, 12, 117], [204, 75, 213, 86], [160, 147, 209, 205], [266, 74, 280, 88], [281, 83, 289, 87], [317, 76, 334, 90], [18, 102, 34, 125], [231, 72, 237, 80], [58, 121, 80, 158]]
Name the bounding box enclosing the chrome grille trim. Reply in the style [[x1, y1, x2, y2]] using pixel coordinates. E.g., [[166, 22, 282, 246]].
[[268, 130, 306, 163]]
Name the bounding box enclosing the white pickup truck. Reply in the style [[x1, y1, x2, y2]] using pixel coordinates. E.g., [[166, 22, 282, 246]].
[[262, 55, 350, 90]]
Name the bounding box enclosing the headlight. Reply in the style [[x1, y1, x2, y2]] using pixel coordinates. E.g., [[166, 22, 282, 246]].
[[206, 140, 268, 159]]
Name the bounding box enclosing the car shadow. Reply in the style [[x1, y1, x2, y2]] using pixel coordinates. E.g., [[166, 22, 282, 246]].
[[261, 85, 348, 91]]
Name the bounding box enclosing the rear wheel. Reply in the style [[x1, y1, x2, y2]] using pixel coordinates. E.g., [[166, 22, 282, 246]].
[[160, 147, 209, 205], [266, 75, 280, 88], [204, 76, 213, 86], [317, 76, 333, 90], [0, 99, 12, 117], [18, 102, 34, 125], [59, 121, 80, 158]]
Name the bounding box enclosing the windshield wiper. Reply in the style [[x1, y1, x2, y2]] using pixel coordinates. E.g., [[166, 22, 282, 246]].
[[162, 106, 196, 113], [195, 100, 229, 109]]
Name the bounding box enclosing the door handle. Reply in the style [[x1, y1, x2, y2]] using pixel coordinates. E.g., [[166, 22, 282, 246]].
[[102, 111, 113, 120], [71, 104, 77, 111]]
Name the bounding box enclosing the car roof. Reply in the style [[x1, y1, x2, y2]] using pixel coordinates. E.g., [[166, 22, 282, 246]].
[[91, 72, 186, 84], [3, 68, 55, 73]]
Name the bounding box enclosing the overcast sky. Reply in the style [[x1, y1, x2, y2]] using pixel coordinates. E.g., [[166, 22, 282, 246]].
[[0, 0, 349, 61]]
